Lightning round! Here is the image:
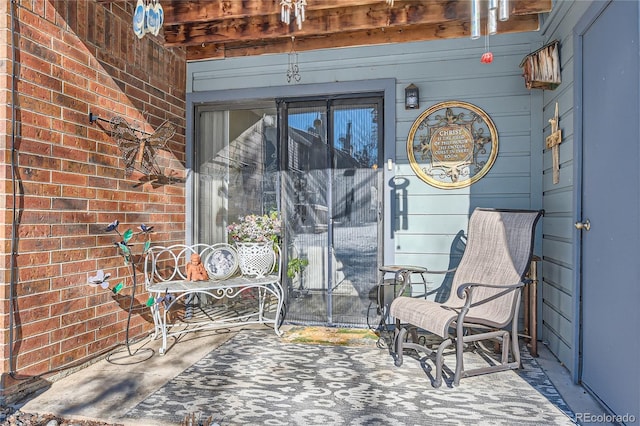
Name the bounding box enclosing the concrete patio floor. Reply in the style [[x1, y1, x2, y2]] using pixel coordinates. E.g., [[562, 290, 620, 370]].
[[12, 325, 609, 426]]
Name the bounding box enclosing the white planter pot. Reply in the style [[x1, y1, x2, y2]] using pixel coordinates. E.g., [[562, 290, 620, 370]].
[[235, 242, 275, 277]]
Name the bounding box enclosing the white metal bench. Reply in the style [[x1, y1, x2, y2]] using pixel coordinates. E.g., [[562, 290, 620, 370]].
[[143, 243, 284, 354]]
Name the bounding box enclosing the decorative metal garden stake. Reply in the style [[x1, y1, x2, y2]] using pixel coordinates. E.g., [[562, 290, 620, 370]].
[[95, 220, 155, 357]]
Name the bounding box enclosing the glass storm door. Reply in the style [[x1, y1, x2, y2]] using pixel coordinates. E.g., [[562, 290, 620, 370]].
[[279, 96, 383, 327]]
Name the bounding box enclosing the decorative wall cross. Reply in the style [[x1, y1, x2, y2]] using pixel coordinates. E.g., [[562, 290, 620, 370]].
[[546, 102, 563, 184]]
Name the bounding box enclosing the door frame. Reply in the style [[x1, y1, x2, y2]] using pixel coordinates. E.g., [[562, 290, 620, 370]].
[[185, 79, 396, 261], [572, 0, 610, 385], [572, 0, 637, 385], [277, 95, 385, 324]]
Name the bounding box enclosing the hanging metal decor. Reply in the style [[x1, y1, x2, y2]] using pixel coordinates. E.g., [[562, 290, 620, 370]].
[[407, 101, 498, 189], [133, 0, 164, 39], [110, 116, 175, 177]]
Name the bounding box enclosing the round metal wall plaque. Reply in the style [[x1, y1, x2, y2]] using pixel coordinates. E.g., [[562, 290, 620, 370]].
[[407, 101, 498, 189]]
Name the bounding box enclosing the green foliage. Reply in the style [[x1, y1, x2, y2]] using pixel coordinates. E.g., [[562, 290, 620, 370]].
[[287, 257, 309, 279]]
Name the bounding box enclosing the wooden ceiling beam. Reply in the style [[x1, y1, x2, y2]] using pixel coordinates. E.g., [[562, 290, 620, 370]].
[[185, 14, 540, 61], [164, 0, 549, 48], [163, 0, 407, 25]]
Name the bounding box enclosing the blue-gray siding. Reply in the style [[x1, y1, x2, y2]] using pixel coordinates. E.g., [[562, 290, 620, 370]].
[[185, 19, 590, 372]]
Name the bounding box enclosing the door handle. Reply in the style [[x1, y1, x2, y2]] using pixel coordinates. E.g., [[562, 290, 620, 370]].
[[575, 219, 591, 231]]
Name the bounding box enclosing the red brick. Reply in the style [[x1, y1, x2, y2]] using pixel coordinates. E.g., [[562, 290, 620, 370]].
[[51, 249, 88, 264], [16, 305, 51, 325], [20, 316, 60, 338], [61, 308, 93, 327], [88, 334, 120, 354], [16, 345, 57, 374], [15, 279, 51, 297], [19, 167, 52, 183], [61, 211, 97, 224], [15, 252, 51, 268], [17, 236, 61, 252], [19, 152, 61, 170], [52, 198, 88, 211], [52, 36, 90, 66], [51, 272, 91, 290], [51, 346, 88, 370], [52, 170, 88, 186], [19, 264, 61, 282], [17, 224, 51, 238], [61, 57, 98, 84], [88, 200, 119, 211], [51, 63, 88, 90], [15, 136, 56, 155], [60, 260, 97, 276], [50, 322, 87, 343], [51, 297, 87, 317], [61, 235, 97, 249]]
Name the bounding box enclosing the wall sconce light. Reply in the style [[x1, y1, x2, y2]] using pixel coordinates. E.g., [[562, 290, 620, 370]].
[[405, 84, 419, 110]]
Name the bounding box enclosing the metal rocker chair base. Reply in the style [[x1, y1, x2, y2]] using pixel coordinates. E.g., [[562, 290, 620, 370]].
[[393, 325, 520, 388]]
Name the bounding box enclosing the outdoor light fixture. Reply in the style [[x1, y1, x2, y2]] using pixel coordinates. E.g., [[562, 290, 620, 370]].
[[405, 84, 419, 109]]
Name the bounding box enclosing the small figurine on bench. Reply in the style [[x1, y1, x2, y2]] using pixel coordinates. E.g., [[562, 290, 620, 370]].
[[186, 253, 209, 281]]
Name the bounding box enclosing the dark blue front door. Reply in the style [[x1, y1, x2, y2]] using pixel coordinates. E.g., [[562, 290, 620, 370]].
[[579, 0, 640, 419]]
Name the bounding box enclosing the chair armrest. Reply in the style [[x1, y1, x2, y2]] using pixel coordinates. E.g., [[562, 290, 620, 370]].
[[456, 281, 524, 299], [441, 281, 526, 317], [424, 268, 457, 275]]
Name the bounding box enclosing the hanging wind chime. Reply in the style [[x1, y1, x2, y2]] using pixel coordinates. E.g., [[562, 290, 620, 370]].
[[470, 0, 510, 64], [286, 36, 301, 83], [280, 0, 307, 29]]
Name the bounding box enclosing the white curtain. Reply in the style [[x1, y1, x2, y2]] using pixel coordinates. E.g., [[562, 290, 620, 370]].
[[197, 111, 229, 244]]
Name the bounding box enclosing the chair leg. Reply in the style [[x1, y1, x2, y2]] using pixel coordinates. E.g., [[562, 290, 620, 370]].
[[501, 331, 510, 364], [452, 319, 467, 386], [434, 337, 452, 388], [393, 326, 407, 367], [512, 291, 522, 367]]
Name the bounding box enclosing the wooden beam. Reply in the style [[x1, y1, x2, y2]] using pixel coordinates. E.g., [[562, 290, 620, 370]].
[[163, 0, 407, 25], [165, 0, 550, 48], [185, 14, 540, 61]]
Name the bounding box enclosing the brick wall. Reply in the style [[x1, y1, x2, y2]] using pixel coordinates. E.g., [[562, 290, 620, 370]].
[[0, 0, 186, 400]]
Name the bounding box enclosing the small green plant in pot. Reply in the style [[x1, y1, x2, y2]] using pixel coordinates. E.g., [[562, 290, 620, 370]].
[[287, 257, 309, 279]]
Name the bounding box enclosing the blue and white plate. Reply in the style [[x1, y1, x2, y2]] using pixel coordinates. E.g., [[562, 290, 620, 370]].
[[152, 1, 164, 36], [204, 246, 239, 280], [133, 0, 146, 39], [146, 3, 158, 36]]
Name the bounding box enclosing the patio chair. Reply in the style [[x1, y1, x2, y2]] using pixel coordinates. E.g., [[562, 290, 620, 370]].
[[389, 208, 543, 387]]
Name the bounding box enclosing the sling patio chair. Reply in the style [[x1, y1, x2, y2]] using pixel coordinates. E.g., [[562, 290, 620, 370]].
[[389, 208, 543, 387]]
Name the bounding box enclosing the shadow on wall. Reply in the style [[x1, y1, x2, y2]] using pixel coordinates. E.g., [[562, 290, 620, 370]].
[[390, 177, 409, 237], [432, 230, 467, 303]]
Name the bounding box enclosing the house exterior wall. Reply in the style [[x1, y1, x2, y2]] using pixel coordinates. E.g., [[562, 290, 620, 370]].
[[185, 30, 550, 341], [0, 0, 597, 404], [187, 32, 547, 268], [0, 1, 186, 402]]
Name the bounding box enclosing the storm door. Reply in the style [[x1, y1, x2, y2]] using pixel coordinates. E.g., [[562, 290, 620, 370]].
[[279, 96, 383, 327]]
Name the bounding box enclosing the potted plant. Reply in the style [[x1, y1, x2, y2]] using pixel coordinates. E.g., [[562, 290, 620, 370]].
[[226, 211, 281, 244], [227, 212, 281, 277], [287, 257, 309, 280]]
